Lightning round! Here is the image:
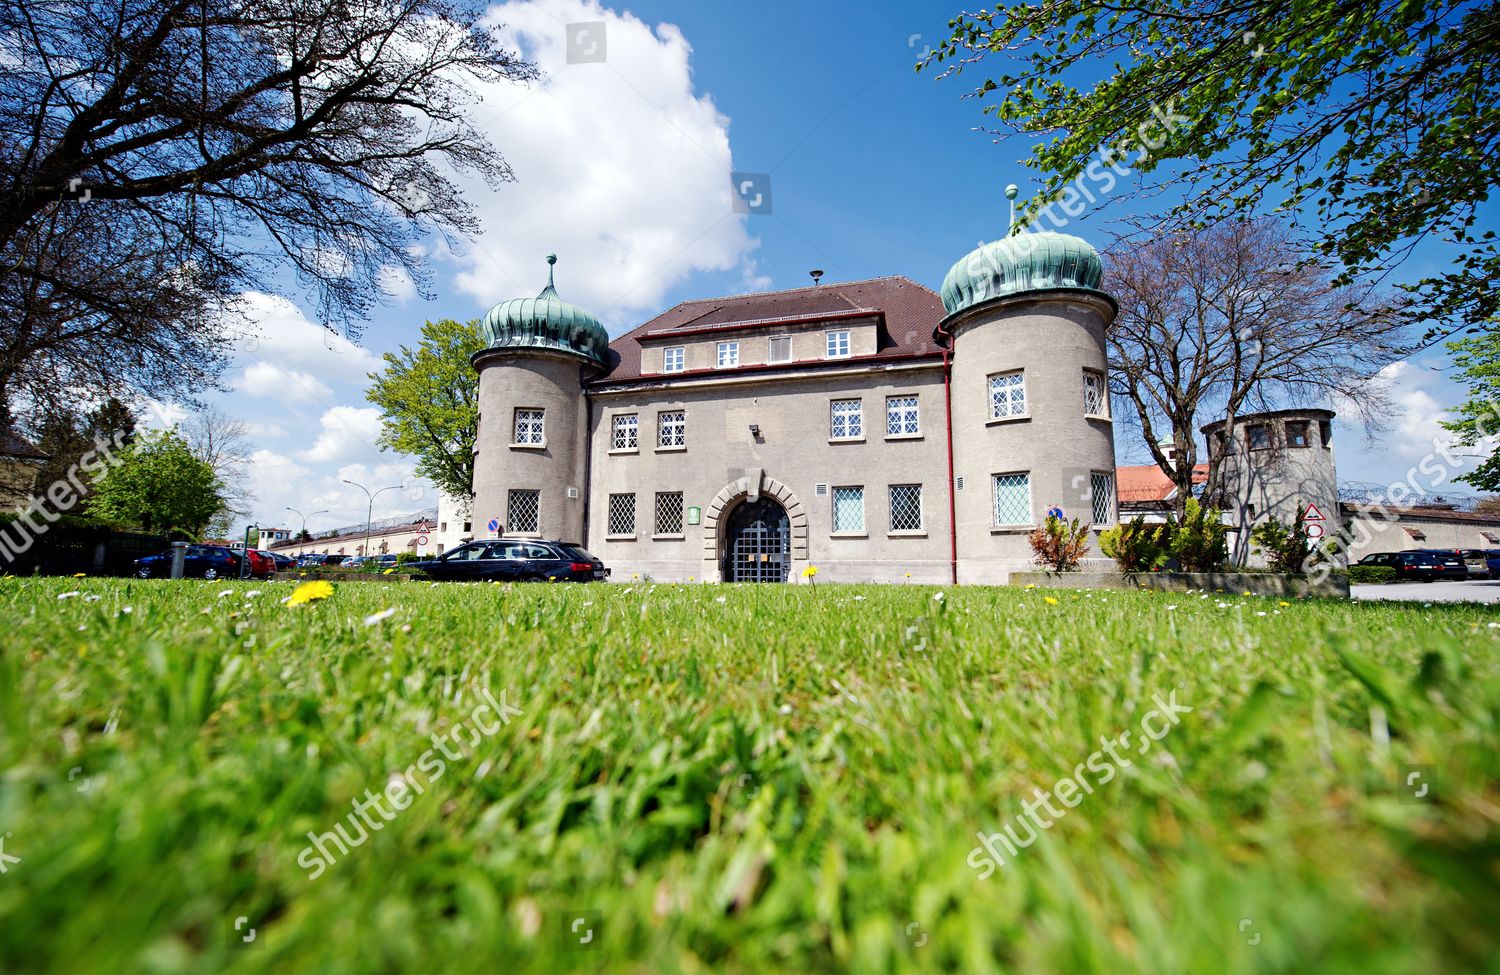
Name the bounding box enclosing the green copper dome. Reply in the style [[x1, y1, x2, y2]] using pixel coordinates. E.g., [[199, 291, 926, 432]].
[[478, 255, 609, 367], [939, 231, 1106, 316]]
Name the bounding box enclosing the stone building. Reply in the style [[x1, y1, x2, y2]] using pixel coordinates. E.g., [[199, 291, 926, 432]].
[[469, 235, 1119, 584]]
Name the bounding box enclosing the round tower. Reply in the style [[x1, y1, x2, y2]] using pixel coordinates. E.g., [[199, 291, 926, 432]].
[[1200, 408, 1338, 563], [471, 255, 608, 543], [936, 214, 1119, 583]]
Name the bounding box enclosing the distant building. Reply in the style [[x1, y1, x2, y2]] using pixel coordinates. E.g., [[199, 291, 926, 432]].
[[0, 429, 48, 511]]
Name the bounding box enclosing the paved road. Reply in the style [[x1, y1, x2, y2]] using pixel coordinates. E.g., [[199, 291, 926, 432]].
[[1352, 580, 1500, 604]]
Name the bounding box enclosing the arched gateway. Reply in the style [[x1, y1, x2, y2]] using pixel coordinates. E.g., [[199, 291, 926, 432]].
[[701, 471, 809, 583]]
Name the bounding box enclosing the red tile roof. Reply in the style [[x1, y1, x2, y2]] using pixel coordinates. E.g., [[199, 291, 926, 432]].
[[592, 276, 947, 384], [1116, 463, 1208, 503]]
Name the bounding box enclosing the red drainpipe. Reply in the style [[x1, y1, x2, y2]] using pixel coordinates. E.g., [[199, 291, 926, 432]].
[[938, 321, 958, 586]]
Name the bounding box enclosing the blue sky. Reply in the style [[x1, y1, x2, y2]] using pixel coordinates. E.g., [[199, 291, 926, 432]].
[[199, 0, 1492, 535]]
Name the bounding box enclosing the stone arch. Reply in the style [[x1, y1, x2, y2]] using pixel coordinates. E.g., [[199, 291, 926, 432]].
[[702, 470, 809, 582]]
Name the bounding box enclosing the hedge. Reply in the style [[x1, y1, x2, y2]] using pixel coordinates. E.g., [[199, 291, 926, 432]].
[[1348, 565, 1398, 584]]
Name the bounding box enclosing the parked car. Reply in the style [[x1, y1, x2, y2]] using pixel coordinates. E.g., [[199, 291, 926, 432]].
[[260, 550, 297, 572], [374, 554, 399, 568], [1454, 548, 1500, 579], [242, 548, 274, 579], [1413, 549, 1473, 580], [340, 556, 372, 568], [135, 544, 243, 580], [1354, 551, 1467, 581], [407, 539, 608, 582], [297, 553, 331, 567]]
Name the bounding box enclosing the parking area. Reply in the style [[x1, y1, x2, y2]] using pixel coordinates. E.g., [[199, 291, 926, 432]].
[[1352, 580, 1500, 604]]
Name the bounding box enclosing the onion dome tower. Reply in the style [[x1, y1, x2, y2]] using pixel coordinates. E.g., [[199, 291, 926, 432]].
[[470, 255, 605, 544], [935, 185, 1119, 583]]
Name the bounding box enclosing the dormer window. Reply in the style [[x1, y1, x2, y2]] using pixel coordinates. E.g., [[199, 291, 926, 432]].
[[717, 341, 739, 368], [768, 335, 792, 363], [663, 347, 685, 372], [826, 330, 851, 358]]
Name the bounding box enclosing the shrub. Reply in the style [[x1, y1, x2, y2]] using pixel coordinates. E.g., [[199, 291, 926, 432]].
[[1172, 497, 1229, 572], [396, 551, 423, 564], [1028, 515, 1092, 571], [1251, 504, 1325, 576], [1098, 515, 1173, 572], [1348, 564, 1398, 584]]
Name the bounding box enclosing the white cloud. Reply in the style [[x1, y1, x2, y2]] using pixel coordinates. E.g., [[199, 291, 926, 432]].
[[236, 361, 334, 401], [298, 406, 386, 464], [442, 0, 757, 325], [232, 291, 382, 384]]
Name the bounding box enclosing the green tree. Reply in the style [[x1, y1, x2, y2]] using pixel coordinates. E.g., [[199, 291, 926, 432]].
[[87, 430, 225, 537], [366, 319, 483, 508], [1441, 331, 1500, 490], [925, 0, 1499, 339]]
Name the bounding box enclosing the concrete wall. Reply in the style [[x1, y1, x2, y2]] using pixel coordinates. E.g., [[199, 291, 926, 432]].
[[584, 364, 954, 583], [945, 291, 1118, 584], [1343, 508, 1500, 560], [471, 350, 590, 544], [638, 317, 881, 375], [1010, 569, 1349, 599]]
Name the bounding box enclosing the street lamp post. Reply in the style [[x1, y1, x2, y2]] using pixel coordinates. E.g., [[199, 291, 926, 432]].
[[286, 506, 329, 555], [342, 480, 402, 560]]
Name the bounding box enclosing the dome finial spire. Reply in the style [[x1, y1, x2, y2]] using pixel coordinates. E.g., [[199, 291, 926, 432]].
[[1004, 183, 1020, 236], [545, 253, 557, 289]]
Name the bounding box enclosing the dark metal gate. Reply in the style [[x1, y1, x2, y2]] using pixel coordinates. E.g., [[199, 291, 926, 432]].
[[723, 498, 790, 583]]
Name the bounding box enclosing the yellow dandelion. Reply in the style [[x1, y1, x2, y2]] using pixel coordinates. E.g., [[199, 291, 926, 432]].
[[1278, 600, 1291, 607], [802, 565, 819, 579], [1242, 591, 1253, 596], [1024, 583, 1037, 590], [382, 568, 395, 575], [286, 580, 334, 606], [1044, 596, 1059, 605], [72, 572, 86, 578]]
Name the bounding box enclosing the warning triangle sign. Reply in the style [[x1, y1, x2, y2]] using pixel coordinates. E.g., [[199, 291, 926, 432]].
[[1304, 502, 1326, 522]]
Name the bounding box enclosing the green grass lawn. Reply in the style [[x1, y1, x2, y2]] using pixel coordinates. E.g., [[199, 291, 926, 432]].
[[1, 576, 1497, 974]]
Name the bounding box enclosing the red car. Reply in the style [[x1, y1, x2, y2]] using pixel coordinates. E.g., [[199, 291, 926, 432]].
[[243, 548, 275, 580]]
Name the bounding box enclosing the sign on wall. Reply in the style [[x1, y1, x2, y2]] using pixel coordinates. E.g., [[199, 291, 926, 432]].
[[686, 506, 702, 526]]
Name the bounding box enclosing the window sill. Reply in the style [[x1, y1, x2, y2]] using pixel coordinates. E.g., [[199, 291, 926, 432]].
[[652, 533, 685, 541], [1084, 414, 1112, 423], [606, 534, 637, 541], [885, 433, 923, 441], [828, 436, 865, 444], [655, 445, 687, 453], [991, 525, 1036, 534], [609, 448, 640, 456], [888, 530, 928, 538], [509, 442, 547, 451], [830, 531, 869, 539], [986, 414, 1031, 426]]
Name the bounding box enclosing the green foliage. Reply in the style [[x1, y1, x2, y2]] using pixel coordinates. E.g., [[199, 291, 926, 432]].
[[1172, 498, 1229, 572], [366, 318, 483, 507], [1098, 515, 1173, 572], [85, 429, 224, 537], [1348, 564, 1399, 584], [1028, 514, 1092, 571], [396, 551, 423, 565], [1251, 505, 1322, 576], [1442, 331, 1500, 491], [926, 0, 1499, 340], [0, 578, 1497, 972]]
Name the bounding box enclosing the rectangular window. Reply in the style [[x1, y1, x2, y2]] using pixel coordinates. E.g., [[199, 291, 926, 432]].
[[663, 347, 685, 372], [826, 330, 851, 358], [513, 408, 545, 445], [607, 493, 636, 536], [717, 341, 739, 367], [654, 492, 684, 535], [768, 335, 792, 363], [611, 413, 639, 451], [1285, 420, 1310, 447], [1090, 472, 1115, 526], [989, 370, 1026, 418], [832, 486, 865, 533], [992, 473, 1031, 526], [886, 395, 920, 436], [830, 398, 863, 439], [1246, 424, 1270, 450], [1320, 420, 1332, 447], [889, 484, 924, 532], [1083, 370, 1108, 417], [658, 409, 686, 448], [507, 489, 540, 534]]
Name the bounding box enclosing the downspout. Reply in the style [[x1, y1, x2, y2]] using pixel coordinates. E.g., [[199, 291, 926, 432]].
[[938, 320, 959, 586]]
